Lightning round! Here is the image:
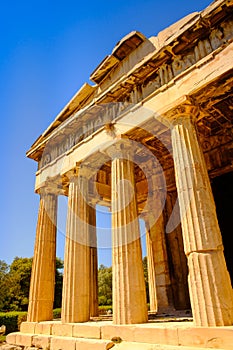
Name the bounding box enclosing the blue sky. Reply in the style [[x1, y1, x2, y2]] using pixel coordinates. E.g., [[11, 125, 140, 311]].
[[1, 0, 211, 266]]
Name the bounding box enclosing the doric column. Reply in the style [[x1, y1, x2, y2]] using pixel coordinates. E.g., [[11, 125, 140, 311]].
[[27, 191, 57, 322], [89, 205, 99, 317], [61, 173, 90, 323], [170, 104, 233, 326], [144, 183, 173, 313], [111, 146, 148, 324], [145, 224, 157, 312], [165, 191, 190, 310], [145, 215, 174, 313]]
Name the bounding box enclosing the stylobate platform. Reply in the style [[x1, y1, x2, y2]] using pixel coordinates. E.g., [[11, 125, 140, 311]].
[[6, 320, 233, 350]]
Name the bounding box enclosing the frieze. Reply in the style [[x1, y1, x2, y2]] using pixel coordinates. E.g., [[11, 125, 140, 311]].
[[39, 17, 233, 169], [39, 102, 130, 169], [140, 17, 233, 100]]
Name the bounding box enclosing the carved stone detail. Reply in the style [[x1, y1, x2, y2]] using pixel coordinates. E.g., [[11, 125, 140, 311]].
[[39, 16, 233, 170]]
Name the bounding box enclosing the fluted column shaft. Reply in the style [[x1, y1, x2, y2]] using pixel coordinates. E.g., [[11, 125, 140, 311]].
[[145, 209, 173, 313], [27, 192, 57, 322], [145, 226, 157, 312], [89, 205, 99, 317], [165, 191, 190, 310], [112, 156, 148, 324], [171, 109, 233, 326], [61, 175, 90, 323]]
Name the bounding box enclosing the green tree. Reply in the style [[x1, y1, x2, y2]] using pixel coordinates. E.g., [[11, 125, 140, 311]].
[[142, 256, 149, 303], [8, 257, 32, 311], [54, 258, 63, 308], [98, 264, 112, 306], [0, 256, 64, 312], [0, 260, 10, 310]]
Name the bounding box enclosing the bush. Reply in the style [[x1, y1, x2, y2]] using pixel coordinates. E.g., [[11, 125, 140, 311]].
[[17, 312, 27, 329], [0, 311, 27, 334], [53, 308, 61, 319], [98, 305, 112, 315], [0, 335, 6, 343], [0, 308, 62, 334]]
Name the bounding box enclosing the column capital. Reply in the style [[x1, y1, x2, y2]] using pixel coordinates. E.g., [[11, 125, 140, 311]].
[[63, 167, 79, 181], [77, 164, 96, 179], [105, 136, 135, 161], [167, 103, 200, 126], [64, 163, 95, 181], [63, 167, 94, 216], [161, 95, 200, 126], [37, 180, 63, 196]]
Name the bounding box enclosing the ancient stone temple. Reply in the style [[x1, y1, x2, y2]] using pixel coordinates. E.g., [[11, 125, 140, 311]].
[[7, 0, 233, 349]]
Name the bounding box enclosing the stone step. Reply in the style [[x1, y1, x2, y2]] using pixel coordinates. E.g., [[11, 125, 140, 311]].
[[7, 321, 233, 350], [100, 322, 233, 349], [6, 333, 115, 350], [113, 342, 227, 350], [50, 336, 114, 350], [4, 338, 228, 350]]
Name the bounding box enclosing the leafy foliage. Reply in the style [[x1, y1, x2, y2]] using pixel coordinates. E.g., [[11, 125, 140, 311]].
[[53, 308, 61, 319], [0, 260, 10, 311], [98, 264, 112, 306], [0, 335, 6, 343], [17, 312, 27, 329], [98, 305, 112, 314], [0, 257, 63, 312], [0, 256, 148, 312], [8, 257, 32, 311], [54, 258, 63, 309], [142, 256, 149, 303], [0, 309, 62, 336], [0, 311, 27, 334]]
